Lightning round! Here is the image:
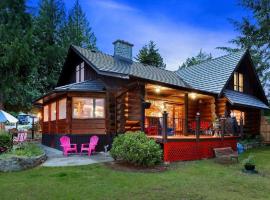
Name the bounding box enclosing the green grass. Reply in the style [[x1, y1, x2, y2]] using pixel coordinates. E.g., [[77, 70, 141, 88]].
[[1, 147, 270, 200]]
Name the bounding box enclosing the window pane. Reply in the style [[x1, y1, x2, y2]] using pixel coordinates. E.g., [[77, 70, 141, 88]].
[[239, 73, 243, 92], [81, 62, 85, 82], [95, 99, 105, 118], [76, 65, 80, 83], [51, 102, 56, 121], [59, 99, 66, 119], [231, 110, 245, 125], [234, 72, 238, 91], [44, 105, 48, 122], [73, 98, 93, 119]]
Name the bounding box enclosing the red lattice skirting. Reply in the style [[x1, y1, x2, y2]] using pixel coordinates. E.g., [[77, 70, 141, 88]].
[[163, 138, 237, 162]]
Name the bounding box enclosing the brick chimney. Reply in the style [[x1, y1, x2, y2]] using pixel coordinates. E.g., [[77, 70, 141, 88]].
[[113, 39, 133, 61]]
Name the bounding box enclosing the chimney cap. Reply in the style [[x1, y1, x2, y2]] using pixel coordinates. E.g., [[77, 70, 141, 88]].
[[113, 39, 134, 47]]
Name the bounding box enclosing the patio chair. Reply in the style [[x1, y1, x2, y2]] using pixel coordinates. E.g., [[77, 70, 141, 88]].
[[60, 136, 78, 156], [13, 131, 27, 143], [146, 126, 159, 135], [80, 136, 99, 157]]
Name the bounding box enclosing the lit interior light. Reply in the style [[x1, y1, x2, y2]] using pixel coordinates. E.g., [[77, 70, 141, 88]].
[[37, 112, 42, 119], [190, 93, 197, 99], [155, 86, 161, 93]]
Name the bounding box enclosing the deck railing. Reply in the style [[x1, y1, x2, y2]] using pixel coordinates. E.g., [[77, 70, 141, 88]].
[[145, 112, 243, 141]]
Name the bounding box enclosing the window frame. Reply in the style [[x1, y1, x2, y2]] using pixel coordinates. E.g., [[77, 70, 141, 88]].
[[59, 98, 67, 120], [72, 97, 105, 119], [233, 72, 243, 92], [50, 102, 56, 121], [231, 110, 245, 125], [43, 105, 49, 122], [75, 62, 85, 83]]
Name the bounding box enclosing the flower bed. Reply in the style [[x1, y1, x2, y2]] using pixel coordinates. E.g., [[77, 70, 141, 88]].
[[0, 143, 46, 172]]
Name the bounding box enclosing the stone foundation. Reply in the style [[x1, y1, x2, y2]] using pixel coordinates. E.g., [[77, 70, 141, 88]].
[[0, 153, 47, 172]]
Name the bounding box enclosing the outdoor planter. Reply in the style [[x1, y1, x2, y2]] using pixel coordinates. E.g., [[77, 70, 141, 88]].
[[242, 155, 258, 174], [244, 164, 255, 171]]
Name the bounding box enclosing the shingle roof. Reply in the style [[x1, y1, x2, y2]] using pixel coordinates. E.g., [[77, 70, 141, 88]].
[[224, 90, 269, 109], [54, 79, 106, 92], [72, 45, 190, 89], [175, 50, 247, 94]]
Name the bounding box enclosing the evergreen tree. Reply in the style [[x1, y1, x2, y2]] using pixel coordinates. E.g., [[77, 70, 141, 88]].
[[180, 49, 212, 69], [0, 0, 40, 111], [136, 41, 166, 68], [64, 0, 97, 49], [34, 0, 67, 93], [218, 0, 270, 88]]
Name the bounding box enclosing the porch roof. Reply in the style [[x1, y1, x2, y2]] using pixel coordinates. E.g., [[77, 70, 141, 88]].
[[224, 89, 269, 110], [33, 80, 106, 105], [54, 79, 106, 92]]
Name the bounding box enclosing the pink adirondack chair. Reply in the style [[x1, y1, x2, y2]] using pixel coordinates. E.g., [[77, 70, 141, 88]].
[[13, 131, 27, 143], [80, 136, 99, 156], [60, 136, 78, 156]]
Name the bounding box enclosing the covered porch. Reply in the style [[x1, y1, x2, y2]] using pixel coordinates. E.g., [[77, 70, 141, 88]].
[[143, 84, 223, 138]]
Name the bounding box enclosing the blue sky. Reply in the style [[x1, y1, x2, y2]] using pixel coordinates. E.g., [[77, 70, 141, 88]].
[[27, 0, 250, 70]]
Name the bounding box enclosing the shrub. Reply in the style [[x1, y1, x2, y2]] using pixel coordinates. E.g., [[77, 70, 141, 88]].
[[110, 131, 162, 167], [0, 131, 12, 153]]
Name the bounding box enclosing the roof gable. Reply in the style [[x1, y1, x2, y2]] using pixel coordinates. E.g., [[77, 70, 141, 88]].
[[175, 50, 247, 94], [71, 45, 190, 89]]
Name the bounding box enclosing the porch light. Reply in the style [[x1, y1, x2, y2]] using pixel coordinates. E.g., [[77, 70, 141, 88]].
[[190, 93, 197, 99], [155, 86, 161, 93]]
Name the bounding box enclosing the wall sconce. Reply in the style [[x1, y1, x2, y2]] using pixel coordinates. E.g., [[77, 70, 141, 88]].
[[190, 93, 197, 100]]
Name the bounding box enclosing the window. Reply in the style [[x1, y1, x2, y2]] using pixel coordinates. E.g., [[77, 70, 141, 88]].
[[44, 105, 49, 122], [72, 97, 105, 119], [59, 98, 66, 119], [234, 72, 243, 92], [51, 102, 56, 121], [95, 99, 105, 118], [76, 62, 85, 83], [231, 110, 245, 125]]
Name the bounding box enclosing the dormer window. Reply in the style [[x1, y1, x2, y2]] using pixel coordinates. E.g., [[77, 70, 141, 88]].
[[76, 62, 85, 83], [234, 72, 243, 92]]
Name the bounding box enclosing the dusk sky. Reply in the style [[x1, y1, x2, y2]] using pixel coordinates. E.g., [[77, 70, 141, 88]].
[[27, 0, 250, 71]]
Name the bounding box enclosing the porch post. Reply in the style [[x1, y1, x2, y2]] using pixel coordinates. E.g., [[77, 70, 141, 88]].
[[162, 111, 168, 142], [184, 93, 189, 136], [240, 116, 244, 139], [140, 84, 145, 132], [221, 116, 225, 141], [195, 112, 200, 142], [66, 95, 72, 134]]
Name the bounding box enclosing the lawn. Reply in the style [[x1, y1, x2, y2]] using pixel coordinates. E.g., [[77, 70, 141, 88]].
[[1, 147, 270, 200]]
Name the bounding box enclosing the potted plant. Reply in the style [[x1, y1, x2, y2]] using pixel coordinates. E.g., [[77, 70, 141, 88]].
[[242, 155, 256, 171]]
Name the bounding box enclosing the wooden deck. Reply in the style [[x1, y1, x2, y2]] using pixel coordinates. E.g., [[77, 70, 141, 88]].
[[147, 135, 239, 162]]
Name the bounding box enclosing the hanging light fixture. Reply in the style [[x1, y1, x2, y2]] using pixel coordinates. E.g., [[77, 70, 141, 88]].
[[190, 93, 197, 100]]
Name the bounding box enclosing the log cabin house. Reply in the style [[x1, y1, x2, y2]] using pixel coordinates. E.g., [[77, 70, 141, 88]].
[[34, 40, 269, 162]]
